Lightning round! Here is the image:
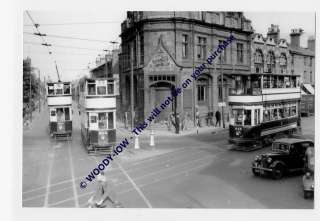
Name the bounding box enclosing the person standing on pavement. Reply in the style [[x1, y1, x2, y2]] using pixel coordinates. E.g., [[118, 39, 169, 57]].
[[215, 110, 221, 127]]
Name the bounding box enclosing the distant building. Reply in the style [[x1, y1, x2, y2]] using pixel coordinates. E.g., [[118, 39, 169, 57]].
[[119, 11, 253, 125], [288, 29, 315, 86]]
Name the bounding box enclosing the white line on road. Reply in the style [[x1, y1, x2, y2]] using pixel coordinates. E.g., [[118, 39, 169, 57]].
[[67, 141, 80, 207], [43, 145, 55, 207], [48, 154, 215, 207], [115, 161, 153, 208]]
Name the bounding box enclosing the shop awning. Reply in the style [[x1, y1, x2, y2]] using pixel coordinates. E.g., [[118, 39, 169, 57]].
[[302, 84, 315, 95]]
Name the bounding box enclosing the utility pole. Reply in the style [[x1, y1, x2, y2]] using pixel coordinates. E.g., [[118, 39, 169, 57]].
[[130, 41, 134, 130], [29, 69, 32, 122], [220, 56, 225, 128], [38, 70, 41, 113]]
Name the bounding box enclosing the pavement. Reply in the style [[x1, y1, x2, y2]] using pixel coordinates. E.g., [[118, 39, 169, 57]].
[[22, 106, 314, 208]]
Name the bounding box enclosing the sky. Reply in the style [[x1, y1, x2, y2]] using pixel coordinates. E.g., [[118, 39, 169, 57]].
[[23, 11, 315, 82]]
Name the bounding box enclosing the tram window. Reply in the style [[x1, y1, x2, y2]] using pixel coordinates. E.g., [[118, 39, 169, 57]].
[[251, 75, 261, 95], [244, 110, 251, 126], [88, 84, 96, 95], [108, 112, 114, 129], [50, 110, 56, 116], [283, 107, 289, 118], [279, 108, 284, 118], [56, 108, 65, 122], [97, 86, 106, 95], [291, 106, 297, 116], [263, 76, 270, 89], [64, 84, 71, 94], [263, 110, 270, 122], [273, 109, 278, 120], [48, 86, 54, 95], [56, 88, 63, 95], [278, 76, 284, 88], [90, 116, 97, 123], [98, 113, 107, 129], [107, 82, 114, 95], [284, 77, 290, 88], [292, 77, 297, 87], [64, 108, 70, 121]]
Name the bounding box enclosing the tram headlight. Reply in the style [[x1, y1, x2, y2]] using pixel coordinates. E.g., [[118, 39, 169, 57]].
[[267, 157, 272, 163]]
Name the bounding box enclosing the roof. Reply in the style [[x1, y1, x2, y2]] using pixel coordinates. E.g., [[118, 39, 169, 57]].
[[289, 46, 315, 56], [274, 138, 313, 144]]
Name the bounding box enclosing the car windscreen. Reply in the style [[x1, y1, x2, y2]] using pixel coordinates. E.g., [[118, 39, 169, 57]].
[[272, 142, 289, 153]]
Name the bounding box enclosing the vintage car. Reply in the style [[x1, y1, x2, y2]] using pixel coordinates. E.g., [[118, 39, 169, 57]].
[[252, 138, 314, 179], [302, 145, 314, 199]]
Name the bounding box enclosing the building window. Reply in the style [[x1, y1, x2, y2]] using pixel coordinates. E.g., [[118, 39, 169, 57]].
[[182, 34, 188, 58], [219, 40, 227, 63], [266, 51, 275, 73], [310, 57, 312, 67], [254, 49, 263, 73], [236, 43, 244, 63], [140, 35, 144, 65], [197, 85, 205, 101], [279, 53, 287, 74], [197, 37, 207, 60], [310, 71, 312, 83], [304, 57, 307, 66]]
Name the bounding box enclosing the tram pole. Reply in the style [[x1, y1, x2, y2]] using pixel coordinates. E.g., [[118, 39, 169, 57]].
[[220, 56, 225, 129], [130, 41, 134, 130]]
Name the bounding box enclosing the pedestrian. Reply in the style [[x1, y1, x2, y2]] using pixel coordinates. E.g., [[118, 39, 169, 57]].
[[215, 110, 221, 127], [88, 171, 120, 208], [195, 106, 201, 127], [175, 113, 180, 134]]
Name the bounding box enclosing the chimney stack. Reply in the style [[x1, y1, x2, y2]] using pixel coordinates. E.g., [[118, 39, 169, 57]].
[[307, 36, 315, 51], [290, 28, 304, 48], [267, 24, 280, 43]]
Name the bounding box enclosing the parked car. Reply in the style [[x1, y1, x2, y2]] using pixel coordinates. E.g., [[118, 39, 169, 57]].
[[302, 145, 314, 199], [252, 138, 314, 179]]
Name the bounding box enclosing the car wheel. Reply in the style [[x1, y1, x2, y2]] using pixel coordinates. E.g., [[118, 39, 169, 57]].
[[304, 190, 313, 199], [272, 165, 284, 179]]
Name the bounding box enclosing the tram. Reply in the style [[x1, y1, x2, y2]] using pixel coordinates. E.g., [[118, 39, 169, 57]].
[[78, 77, 117, 154], [46, 81, 73, 140], [228, 73, 301, 149]]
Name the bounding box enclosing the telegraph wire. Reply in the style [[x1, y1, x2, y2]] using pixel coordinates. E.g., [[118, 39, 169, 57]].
[[23, 21, 121, 27]]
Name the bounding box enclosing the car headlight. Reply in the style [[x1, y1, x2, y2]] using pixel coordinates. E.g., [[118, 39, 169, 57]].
[[267, 157, 272, 163], [255, 155, 261, 161], [306, 172, 311, 178]]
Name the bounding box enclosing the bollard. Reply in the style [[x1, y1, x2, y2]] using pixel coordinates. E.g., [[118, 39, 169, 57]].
[[134, 134, 140, 149], [150, 130, 155, 147]]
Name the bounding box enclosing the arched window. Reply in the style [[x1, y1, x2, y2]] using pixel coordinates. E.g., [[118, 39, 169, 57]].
[[266, 51, 276, 73], [279, 53, 287, 74], [254, 49, 264, 73]]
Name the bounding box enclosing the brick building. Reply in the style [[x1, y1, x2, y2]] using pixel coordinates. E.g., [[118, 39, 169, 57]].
[[119, 11, 253, 125]]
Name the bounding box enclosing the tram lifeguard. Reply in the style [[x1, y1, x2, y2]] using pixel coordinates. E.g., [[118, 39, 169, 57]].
[[78, 77, 116, 154], [228, 74, 301, 147], [46, 82, 73, 139]]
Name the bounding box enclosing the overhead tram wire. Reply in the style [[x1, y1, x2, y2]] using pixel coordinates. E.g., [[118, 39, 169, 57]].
[[24, 41, 107, 52], [25, 11, 62, 81], [23, 21, 121, 27], [23, 32, 111, 43]]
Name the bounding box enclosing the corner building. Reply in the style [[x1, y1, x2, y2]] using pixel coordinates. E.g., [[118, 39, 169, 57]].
[[119, 11, 253, 125]]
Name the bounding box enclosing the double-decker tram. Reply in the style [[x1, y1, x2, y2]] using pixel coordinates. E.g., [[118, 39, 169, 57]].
[[46, 82, 73, 140], [228, 73, 301, 150], [78, 77, 116, 154]]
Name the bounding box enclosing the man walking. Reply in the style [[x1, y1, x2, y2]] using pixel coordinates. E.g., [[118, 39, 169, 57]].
[[215, 110, 221, 127]]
